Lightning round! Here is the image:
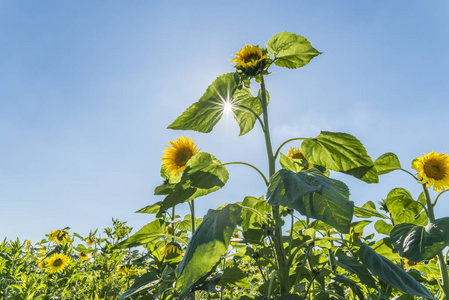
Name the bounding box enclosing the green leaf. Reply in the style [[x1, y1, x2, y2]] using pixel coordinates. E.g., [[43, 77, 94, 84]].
[[335, 253, 376, 288], [118, 219, 164, 248], [371, 238, 401, 261], [217, 266, 250, 288], [160, 152, 229, 212], [241, 196, 271, 242], [175, 204, 242, 297], [232, 88, 262, 136], [301, 131, 378, 183], [353, 201, 387, 219], [267, 32, 321, 69], [374, 219, 393, 235], [135, 202, 163, 214], [168, 73, 240, 133], [374, 152, 402, 175], [267, 168, 353, 233], [385, 188, 428, 226], [390, 217, 449, 262], [118, 271, 159, 300], [359, 245, 435, 299], [279, 153, 308, 172]]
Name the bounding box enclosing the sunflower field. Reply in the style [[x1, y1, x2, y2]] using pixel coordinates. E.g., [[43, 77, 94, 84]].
[[3, 32, 449, 299]]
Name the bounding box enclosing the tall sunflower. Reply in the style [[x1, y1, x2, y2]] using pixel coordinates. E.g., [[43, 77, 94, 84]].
[[287, 147, 313, 170], [412, 152, 449, 192], [162, 136, 199, 177], [232, 44, 270, 76], [46, 253, 70, 273]]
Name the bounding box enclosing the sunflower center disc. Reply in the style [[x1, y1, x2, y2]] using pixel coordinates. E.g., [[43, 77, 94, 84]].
[[425, 162, 444, 180], [244, 53, 260, 63], [54, 259, 63, 267]]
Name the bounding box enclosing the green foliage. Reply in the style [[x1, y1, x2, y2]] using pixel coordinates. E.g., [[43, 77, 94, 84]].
[[390, 217, 449, 262], [301, 131, 378, 183], [267, 32, 321, 69], [385, 188, 428, 225], [232, 88, 263, 136], [374, 152, 402, 175], [353, 201, 387, 219], [168, 73, 241, 133], [267, 168, 353, 233]]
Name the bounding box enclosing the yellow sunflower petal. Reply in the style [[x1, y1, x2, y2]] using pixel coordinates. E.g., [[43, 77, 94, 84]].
[[412, 152, 449, 192], [161, 136, 199, 177]]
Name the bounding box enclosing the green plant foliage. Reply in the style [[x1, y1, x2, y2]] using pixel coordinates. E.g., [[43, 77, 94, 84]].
[[160, 152, 229, 212], [118, 271, 159, 299], [385, 188, 428, 225], [390, 217, 449, 262], [175, 204, 242, 297], [267, 168, 353, 233], [217, 265, 250, 288], [168, 73, 241, 133], [119, 219, 164, 248], [267, 32, 321, 69], [374, 152, 402, 175], [241, 196, 270, 242], [353, 201, 387, 219], [301, 131, 378, 183], [232, 88, 263, 136], [374, 220, 393, 235], [359, 244, 435, 299], [336, 253, 376, 288], [279, 153, 308, 172]]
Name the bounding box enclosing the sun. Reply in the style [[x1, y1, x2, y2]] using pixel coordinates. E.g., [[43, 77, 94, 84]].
[[162, 136, 200, 177], [412, 152, 449, 192]]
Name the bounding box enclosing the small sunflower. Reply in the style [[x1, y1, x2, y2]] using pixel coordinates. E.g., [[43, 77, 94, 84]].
[[161, 243, 183, 260], [48, 229, 71, 245], [38, 259, 47, 270], [46, 253, 70, 273], [162, 136, 199, 177], [230, 233, 242, 246], [404, 259, 417, 269], [79, 252, 89, 261], [232, 44, 270, 75], [412, 152, 449, 192], [287, 147, 313, 170], [165, 225, 172, 235], [85, 237, 94, 246]]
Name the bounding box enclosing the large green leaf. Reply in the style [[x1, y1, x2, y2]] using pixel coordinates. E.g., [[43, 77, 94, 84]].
[[335, 253, 376, 288], [232, 88, 262, 136], [371, 238, 401, 261], [359, 245, 435, 299], [241, 196, 271, 242], [374, 152, 402, 175], [385, 188, 428, 226], [217, 266, 250, 288], [118, 271, 159, 299], [168, 73, 240, 133], [353, 201, 387, 219], [160, 152, 229, 212], [390, 217, 449, 262], [267, 32, 321, 69], [266, 168, 353, 233], [301, 131, 378, 183], [374, 220, 393, 235], [118, 219, 164, 248], [175, 204, 242, 297]]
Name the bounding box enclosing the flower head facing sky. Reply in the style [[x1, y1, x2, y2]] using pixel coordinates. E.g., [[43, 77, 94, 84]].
[[232, 44, 270, 76], [162, 136, 199, 177], [412, 152, 449, 192]]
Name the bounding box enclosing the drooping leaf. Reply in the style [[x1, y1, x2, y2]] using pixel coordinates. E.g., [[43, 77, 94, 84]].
[[175, 204, 242, 297], [374, 152, 402, 175], [217, 266, 250, 288], [358, 244, 435, 299], [301, 131, 378, 183], [385, 188, 428, 226], [267, 32, 321, 69], [118, 271, 159, 300], [135, 202, 163, 214], [232, 88, 262, 136], [335, 253, 376, 288], [241, 196, 271, 242], [160, 152, 229, 212], [118, 219, 164, 248], [390, 217, 449, 262], [267, 168, 353, 233], [168, 73, 241, 133], [374, 220, 393, 235], [354, 201, 387, 219]]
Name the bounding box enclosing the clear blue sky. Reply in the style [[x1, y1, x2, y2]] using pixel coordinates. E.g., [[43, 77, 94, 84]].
[[1, 1, 449, 243]]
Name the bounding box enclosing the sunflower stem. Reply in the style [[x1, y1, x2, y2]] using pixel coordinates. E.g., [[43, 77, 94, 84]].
[[260, 75, 289, 294], [422, 184, 449, 299], [274, 137, 309, 161], [188, 200, 196, 234], [222, 162, 269, 186], [233, 104, 265, 132]]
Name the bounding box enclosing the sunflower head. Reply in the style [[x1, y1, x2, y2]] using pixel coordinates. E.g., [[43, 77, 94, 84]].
[[161, 243, 183, 261], [287, 147, 313, 170], [412, 152, 449, 192], [38, 259, 47, 270], [46, 253, 70, 273], [85, 237, 94, 246], [404, 259, 417, 269], [230, 233, 242, 246], [48, 229, 71, 245], [79, 252, 89, 261], [232, 44, 270, 76], [165, 225, 172, 235], [162, 136, 199, 177]]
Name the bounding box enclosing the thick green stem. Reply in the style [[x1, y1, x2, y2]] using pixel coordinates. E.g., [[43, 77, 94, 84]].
[[189, 200, 196, 234], [260, 75, 289, 294], [222, 162, 269, 186], [423, 184, 449, 299]]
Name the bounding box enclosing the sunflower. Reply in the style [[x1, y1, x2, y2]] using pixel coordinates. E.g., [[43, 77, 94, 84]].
[[38, 259, 47, 270], [117, 265, 133, 276], [404, 259, 417, 269], [79, 252, 89, 261], [161, 243, 183, 260], [230, 233, 242, 246], [162, 136, 199, 177], [412, 152, 449, 192], [85, 237, 94, 246], [287, 147, 313, 170], [48, 229, 71, 245], [232, 44, 270, 76], [46, 253, 70, 273], [165, 225, 172, 235]]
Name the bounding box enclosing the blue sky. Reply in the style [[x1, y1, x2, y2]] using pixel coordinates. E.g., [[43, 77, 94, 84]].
[[1, 1, 449, 243]]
